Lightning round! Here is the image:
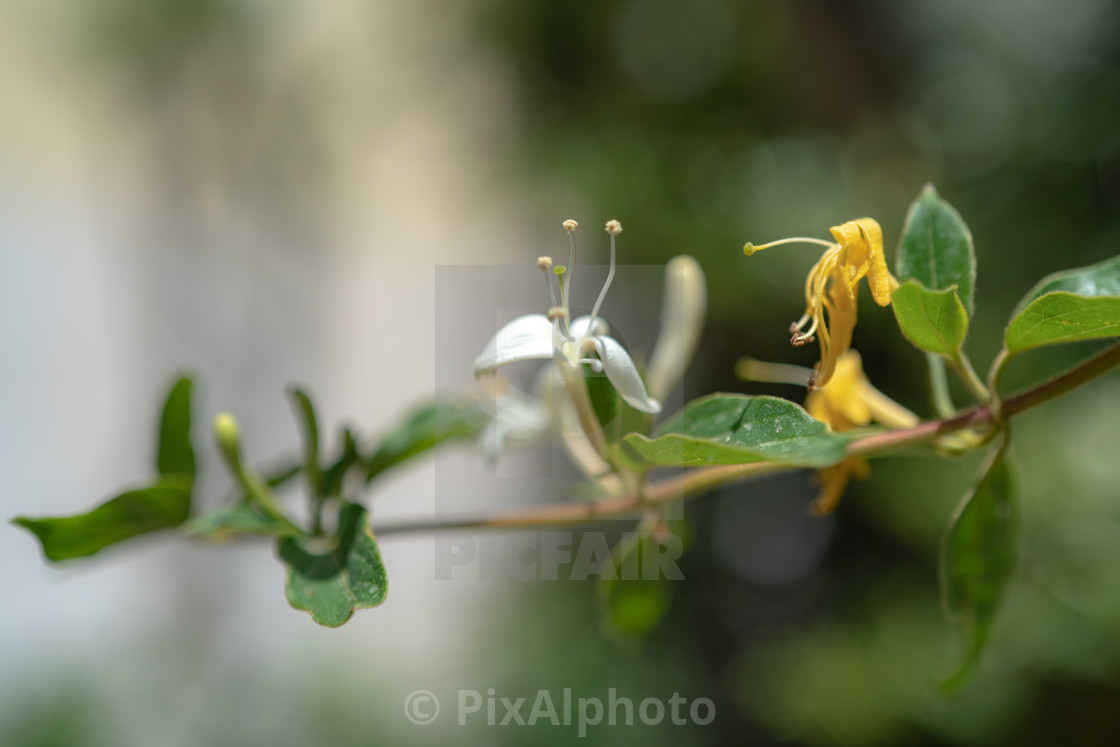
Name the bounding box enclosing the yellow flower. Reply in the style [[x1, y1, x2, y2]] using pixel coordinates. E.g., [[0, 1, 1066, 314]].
[[744, 217, 899, 388], [804, 350, 917, 514]]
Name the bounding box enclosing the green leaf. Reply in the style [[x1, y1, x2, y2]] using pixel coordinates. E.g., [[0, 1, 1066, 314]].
[[597, 520, 691, 643], [12, 477, 193, 561], [1005, 294, 1120, 355], [156, 375, 196, 479], [365, 397, 485, 482], [287, 387, 321, 493], [939, 441, 1019, 691], [1004, 256, 1120, 355], [277, 502, 388, 627], [896, 184, 976, 314], [617, 394, 849, 470], [891, 281, 969, 357], [1012, 254, 1120, 317], [184, 501, 304, 540], [321, 428, 360, 497]]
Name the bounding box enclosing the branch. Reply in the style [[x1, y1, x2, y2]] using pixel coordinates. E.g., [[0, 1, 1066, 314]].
[[373, 341, 1120, 537]]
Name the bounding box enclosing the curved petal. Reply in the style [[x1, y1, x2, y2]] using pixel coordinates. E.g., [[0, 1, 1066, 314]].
[[590, 335, 662, 414], [646, 255, 707, 401], [570, 315, 609, 340], [472, 314, 554, 377]]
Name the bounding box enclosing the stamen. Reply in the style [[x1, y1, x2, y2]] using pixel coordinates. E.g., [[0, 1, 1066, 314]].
[[586, 220, 620, 329], [547, 306, 567, 322], [538, 256, 559, 309], [563, 221, 578, 325], [743, 236, 837, 255]]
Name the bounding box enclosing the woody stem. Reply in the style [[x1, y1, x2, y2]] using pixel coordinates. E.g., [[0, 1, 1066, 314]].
[[372, 341, 1120, 536]]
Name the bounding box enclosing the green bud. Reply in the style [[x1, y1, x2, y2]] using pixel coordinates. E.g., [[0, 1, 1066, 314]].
[[213, 412, 242, 470]]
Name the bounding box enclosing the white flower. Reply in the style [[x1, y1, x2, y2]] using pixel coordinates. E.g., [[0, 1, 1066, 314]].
[[472, 219, 662, 414]]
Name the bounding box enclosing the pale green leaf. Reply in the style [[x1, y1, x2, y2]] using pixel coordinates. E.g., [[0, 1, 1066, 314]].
[[277, 502, 388, 627], [891, 281, 969, 357], [1004, 255, 1120, 355], [1005, 293, 1120, 354]]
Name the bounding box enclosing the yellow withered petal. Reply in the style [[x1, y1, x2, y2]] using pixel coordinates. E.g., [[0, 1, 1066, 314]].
[[742, 216, 900, 388], [829, 218, 895, 307], [829, 220, 870, 304]]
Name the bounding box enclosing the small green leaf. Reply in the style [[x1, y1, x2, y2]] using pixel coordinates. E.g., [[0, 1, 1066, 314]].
[[939, 441, 1019, 691], [365, 397, 485, 482], [156, 375, 196, 480], [13, 477, 193, 562], [277, 502, 388, 627], [321, 428, 360, 498], [287, 387, 322, 495], [185, 502, 304, 540], [617, 394, 849, 470], [891, 281, 969, 357], [1004, 256, 1120, 355], [896, 184, 976, 314]]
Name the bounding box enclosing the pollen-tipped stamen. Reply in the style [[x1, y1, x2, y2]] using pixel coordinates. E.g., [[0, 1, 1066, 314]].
[[587, 220, 620, 330], [743, 236, 837, 256], [538, 256, 560, 311], [562, 220, 578, 329]]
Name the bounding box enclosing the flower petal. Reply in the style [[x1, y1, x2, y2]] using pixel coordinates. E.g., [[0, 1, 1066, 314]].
[[570, 315, 609, 340], [590, 335, 662, 414], [646, 255, 707, 401], [472, 314, 555, 377]]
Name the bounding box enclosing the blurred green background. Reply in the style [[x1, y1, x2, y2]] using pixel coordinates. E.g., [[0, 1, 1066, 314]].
[[2, 0, 1120, 744]]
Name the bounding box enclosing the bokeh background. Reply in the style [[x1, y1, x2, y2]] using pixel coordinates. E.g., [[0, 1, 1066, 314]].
[[3, 0, 1120, 744]]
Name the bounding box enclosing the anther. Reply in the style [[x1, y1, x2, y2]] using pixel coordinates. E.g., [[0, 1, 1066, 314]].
[[547, 306, 566, 322], [538, 256, 553, 270], [563, 219, 578, 232], [605, 220, 622, 235]]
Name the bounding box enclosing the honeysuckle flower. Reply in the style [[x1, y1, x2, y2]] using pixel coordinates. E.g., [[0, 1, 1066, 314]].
[[743, 217, 899, 389], [803, 350, 918, 514], [476, 365, 623, 489], [472, 219, 662, 414]]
